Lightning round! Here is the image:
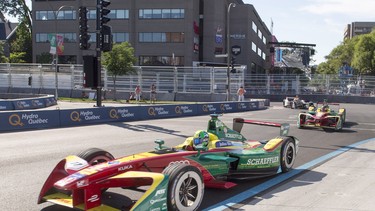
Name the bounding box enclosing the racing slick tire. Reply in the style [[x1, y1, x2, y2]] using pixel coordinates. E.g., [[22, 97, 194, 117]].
[[77, 148, 115, 165], [280, 138, 296, 173], [335, 118, 343, 131], [162, 164, 204, 211]]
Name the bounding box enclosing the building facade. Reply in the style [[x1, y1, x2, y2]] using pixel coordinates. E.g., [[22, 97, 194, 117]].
[[32, 0, 272, 73], [344, 22, 375, 40]]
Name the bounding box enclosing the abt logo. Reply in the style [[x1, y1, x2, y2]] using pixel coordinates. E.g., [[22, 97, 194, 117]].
[[155, 189, 166, 196]]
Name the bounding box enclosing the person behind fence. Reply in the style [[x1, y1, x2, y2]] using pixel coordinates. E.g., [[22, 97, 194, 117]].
[[150, 83, 157, 104], [237, 86, 246, 101], [135, 85, 142, 101]]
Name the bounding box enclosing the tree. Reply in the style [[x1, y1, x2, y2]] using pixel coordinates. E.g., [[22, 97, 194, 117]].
[[0, 41, 8, 62], [102, 42, 137, 100], [10, 22, 32, 63], [9, 52, 26, 63], [352, 32, 375, 75], [0, 0, 32, 33]]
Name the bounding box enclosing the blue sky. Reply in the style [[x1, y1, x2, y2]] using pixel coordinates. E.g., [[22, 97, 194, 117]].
[[245, 0, 375, 65]]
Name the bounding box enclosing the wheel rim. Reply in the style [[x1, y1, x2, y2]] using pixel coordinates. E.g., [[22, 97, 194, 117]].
[[284, 142, 295, 168], [175, 171, 203, 210]]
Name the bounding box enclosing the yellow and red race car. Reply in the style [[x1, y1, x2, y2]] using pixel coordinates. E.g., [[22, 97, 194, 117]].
[[38, 114, 299, 211], [297, 102, 346, 131]]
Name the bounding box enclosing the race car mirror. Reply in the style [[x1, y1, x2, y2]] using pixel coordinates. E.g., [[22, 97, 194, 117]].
[[280, 123, 290, 136]]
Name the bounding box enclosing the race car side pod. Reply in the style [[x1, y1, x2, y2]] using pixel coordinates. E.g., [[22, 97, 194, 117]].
[[233, 118, 290, 136]]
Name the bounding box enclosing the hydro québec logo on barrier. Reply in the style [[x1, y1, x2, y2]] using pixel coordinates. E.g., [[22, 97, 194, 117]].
[[0, 101, 263, 131]]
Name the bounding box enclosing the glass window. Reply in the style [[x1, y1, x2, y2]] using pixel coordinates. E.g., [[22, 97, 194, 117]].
[[113, 33, 129, 43], [152, 9, 162, 18], [258, 30, 262, 39], [252, 42, 257, 52], [252, 21, 257, 33], [142, 9, 152, 19], [88, 10, 96, 19], [162, 9, 171, 18]]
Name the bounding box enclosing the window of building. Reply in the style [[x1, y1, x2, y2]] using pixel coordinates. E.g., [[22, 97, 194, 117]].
[[252, 21, 257, 33], [113, 33, 129, 43], [139, 32, 184, 43], [139, 9, 184, 19], [262, 36, 267, 44], [262, 52, 266, 60], [36, 10, 76, 20], [36, 33, 77, 43], [88, 9, 129, 20], [258, 30, 262, 40], [139, 56, 184, 66], [88, 33, 96, 43], [251, 42, 257, 52], [258, 47, 262, 57]]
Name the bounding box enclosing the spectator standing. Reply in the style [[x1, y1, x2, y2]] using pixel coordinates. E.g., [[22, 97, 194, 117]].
[[135, 85, 142, 102], [150, 84, 157, 104], [237, 86, 246, 101]]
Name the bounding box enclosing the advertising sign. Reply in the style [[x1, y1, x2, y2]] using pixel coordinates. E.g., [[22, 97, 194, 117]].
[[0, 111, 59, 131]]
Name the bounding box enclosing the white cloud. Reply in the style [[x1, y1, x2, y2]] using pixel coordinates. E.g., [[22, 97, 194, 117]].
[[300, 0, 375, 18]]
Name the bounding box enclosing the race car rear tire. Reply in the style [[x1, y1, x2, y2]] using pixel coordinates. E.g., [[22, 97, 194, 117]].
[[280, 138, 296, 173], [162, 164, 204, 211], [77, 148, 115, 165]]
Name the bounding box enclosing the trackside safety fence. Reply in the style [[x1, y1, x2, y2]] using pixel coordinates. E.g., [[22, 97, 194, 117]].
[[0, 101, 265, 132]]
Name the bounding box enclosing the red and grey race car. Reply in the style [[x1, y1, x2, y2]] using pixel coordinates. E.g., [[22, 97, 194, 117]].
[[297, 102, 346, 131], [38, 114, 299, 211]]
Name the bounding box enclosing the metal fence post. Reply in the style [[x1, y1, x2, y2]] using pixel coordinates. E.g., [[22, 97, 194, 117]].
[[174, 67, 178, 93], [210, 67, 214, 94]]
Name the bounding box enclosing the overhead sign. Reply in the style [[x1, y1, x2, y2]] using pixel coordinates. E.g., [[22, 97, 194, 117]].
[[231, 45, 241, 56]]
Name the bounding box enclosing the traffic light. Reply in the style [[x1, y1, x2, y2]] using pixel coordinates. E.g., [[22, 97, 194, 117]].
[[99, 0, 112, 51], [230, 56, 236, 73], [83, 56, 98, 88], [79, 6, 90, 50], [102, 25, 113, 52]]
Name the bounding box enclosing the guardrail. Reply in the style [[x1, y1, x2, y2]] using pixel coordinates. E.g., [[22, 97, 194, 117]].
[[0, 101, 265, 132]]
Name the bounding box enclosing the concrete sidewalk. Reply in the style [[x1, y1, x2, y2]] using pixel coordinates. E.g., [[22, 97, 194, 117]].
[[237, 140, 375, 211]]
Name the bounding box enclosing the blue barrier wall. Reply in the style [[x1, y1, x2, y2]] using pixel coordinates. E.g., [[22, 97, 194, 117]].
[[0, 101, 264, 132]]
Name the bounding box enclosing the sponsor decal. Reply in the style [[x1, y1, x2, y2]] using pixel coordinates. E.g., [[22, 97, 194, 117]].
[[9, 113, 49, 127], [238, 102, 247, 110], [118, 165, 133, 171], [87, 194, 99, 203], [77, 179, 89, 187], [221, 103, 233, 111], [215, 141, 233, 147], [108, 160, 120, 165], [247, 156, 279, 165], [70, 110, 101, 122], [225, 133, 243, 139], [150, 197, 167, 205], [175, 106, 193, 114], [109, 108, 135, 119], [168, 160, 190, 166], [155, 189, 166, 196], [55, 173, 85, 186], [149, 107, 169, 116], [32, 100, 43, 107], [202, 104, 216, 112]]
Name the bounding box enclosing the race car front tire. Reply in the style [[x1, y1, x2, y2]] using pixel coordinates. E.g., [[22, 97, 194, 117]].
[[280, 138, 296, 173], [77, 148, 115, 165], [162, 164, 204, 211]]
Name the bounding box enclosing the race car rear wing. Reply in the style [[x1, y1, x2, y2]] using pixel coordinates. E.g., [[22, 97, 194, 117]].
[[233, 118, 290, 136]]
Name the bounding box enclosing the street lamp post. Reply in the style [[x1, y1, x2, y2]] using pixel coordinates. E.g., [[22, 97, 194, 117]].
[[226, 3, 236, 101], [53, 5, 73, 100]]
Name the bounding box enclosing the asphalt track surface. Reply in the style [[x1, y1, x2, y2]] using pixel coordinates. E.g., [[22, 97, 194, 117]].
[[0, 102, 374, 211]]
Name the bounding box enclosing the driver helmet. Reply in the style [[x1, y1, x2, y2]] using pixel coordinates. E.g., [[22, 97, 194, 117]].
[[322, 105, 329, 112], [193, 131, 209, 147]]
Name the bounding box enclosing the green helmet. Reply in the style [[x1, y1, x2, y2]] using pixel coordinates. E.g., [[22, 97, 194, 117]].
[[194, 131, 209, 146]]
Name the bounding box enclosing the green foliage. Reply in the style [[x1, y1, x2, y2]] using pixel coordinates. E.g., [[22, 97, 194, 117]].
[[10, 22, 32, 63], [318, 30, 375, 75], [0, 41, 8, 63], [0, 1, 32, 33], [9, 52, 26, 63], [352, 33, 375, 75], [37, 52, 53, 64], [102, 42, 137, 76], [102, 42, 137, 100]]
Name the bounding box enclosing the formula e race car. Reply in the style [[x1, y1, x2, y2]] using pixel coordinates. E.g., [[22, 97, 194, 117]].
[[297, 102, 346, 131], [283, 96, 313, 109], [38, 114, 299, 211]]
